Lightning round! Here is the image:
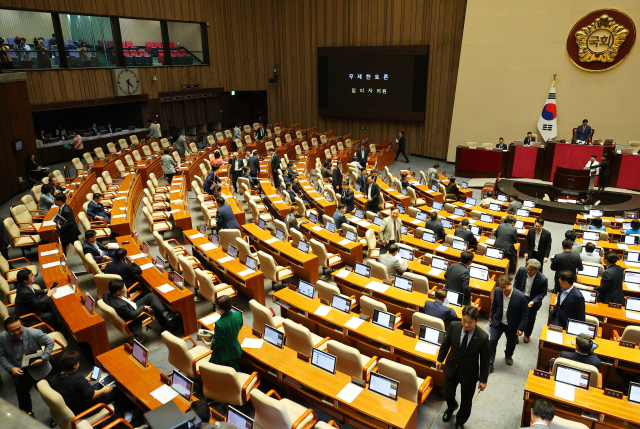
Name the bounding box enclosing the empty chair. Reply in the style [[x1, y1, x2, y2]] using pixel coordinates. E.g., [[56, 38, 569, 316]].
[[194, 269, 236, 309], [94, 147, 106, 159], [367, 259, 389, 280], [10, 204, 42, 233], [200, 362, 261, 406], [219, 229, 242, 251], [326, 340, 378, 381], [412, 312, 446, 334], [257, 250, 293, 289], [235, 237, 257, 261], [82, 152, 94, 165], [360, 295, 402, 327], [316, 280, 356, 308], [282, 319, 329, 356], [106, 142, 117, 153], [0, 253, 38, 283], [251, 389, 318, 429], [377, 358, 433, 403], [4, 217, 40, 254], [161, 331, 211, 378], [407, 187, 426, 206], [142, 207, 172, 233], [402, 272, 429, 294], [249, 299, 284, 332], [365, 229, 380, 259], [309, 239, 343, 275], [612, 325, 640, 344]]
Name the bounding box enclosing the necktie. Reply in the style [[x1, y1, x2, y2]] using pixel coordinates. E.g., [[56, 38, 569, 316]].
[[461, 330, 470, 354]]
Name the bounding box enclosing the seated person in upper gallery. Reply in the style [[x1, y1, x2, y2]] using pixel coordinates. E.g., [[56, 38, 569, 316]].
[[524, 132, 536, 145], [573, 119, 592, 143], [579, 191, 594, 205], [549, 333, 601, 369], [87, 193, 111, 224], [495, 137, 507, 150]]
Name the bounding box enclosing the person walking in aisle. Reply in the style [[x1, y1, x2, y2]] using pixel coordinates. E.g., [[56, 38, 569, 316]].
[[395, 131, 409, 163]]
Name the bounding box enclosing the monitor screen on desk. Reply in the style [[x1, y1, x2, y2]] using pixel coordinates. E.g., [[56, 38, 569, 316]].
[[369, 372, 399, 401], [589, 209, 604, 217], [398, 248, 414, 261], [345, 230, 357, 242], [227, 244, 237, 258], [394, 276, 413, 292], [624, 235, 639, 246], [416, 211, 427, 222], [264, 324, 284, 349], [555, 364, 590, 390], [297, 240, 309, 253], [577, 265, 599, 278], [514, 220, 525, 229], [454, 207, 466, 217], [624, 251, 640, 263], [311, 348, 337, 375], [227, 406, 254, 429], [419, 178, 425, 185], [431, 256, 449, 271], [629, 382, 640, 405], [373, 216, 382, 226], [155, 256, 165, 273], [578, 289, 598, 304], [626, 297, 640, 313], [142, 241, 149, 255], [298, 281, 315, 299], [132, 340, 148, 368], [84, 293, 95, 315], [354, 262, 371, 278], [355, 183, 361, 192], [246, 255, 258, 271], [401, 188, 408, 196], [432, 201, 443, 211], [172, 272, 184, 290], [489, 203, 501, 212], [422, 231, 436, 243], [582, 231, 600, 241], [309, 212, 318, 224], [372, 308, 396, 331], [211, 233, 220, 246], [469, 266, 489, 281], [625, 211, 639, 220], [523, 200, 536, 208], [171, 370, 193, 402], [325, 221, 336, 233], [397, 205, 406, 214], [581, 246, 601, 256], [466, 197, 476, 206], [516, 208, 529, 217], [331, 293, 351, 314], [354, 209, 364, 219], [199, 224, 207, 236], [431, 184, 438, 192], [480, 214, 494, 224], [442, 219, 453, 229], [446, 290, 463, 307], [419, 324, 445, 346], [461, 182, 468, 189], [622, 222, 632, 231], [497, 194, 508, 202], [275, 228, 286, 242], [451, 240, 468, 251], [258, 218, 266, 230], [566, 319, 597, 339], [470, 225, 482, 237], [485, 246, 504, 260]]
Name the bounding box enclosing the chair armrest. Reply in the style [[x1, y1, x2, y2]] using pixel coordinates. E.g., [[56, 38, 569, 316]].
[[124, 312, 154, 335], [292, 408, 318, 429], [192, 349, 213, 376], [326, 421, 340, 429], [265, 389, 281, 400], [349, 295, 357, 309], [16, 222, 38, 231], [367, 248, 380, 259], [598, 373, 603, 389], [19, 313, 44, 325], [182, 336, 197, 348], [100, 418, 133, 429], [394, 312, 403, 329], [89, 219, 109, 227], [611, 329, 620, 342], [126, 282, 142, 300], [362, 356, 378, 381], [8, 256, 34, 266], [418, 376, 434, 404], [71, 403, 114, 429], [241, 371, 261, 402], [213, 284, 237, 300], [29, 210, 46, 217], [597, 327, 602, 339], [472, 298, 482, 311], [314, 336, 331, 349], [268, 306, 276, 317]]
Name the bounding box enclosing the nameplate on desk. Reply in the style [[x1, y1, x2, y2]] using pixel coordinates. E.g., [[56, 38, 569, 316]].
[[620, 340, 636, 348], [320, 298, 330, 306], [351, 377, 366, 388], [403, 329, 416, 338], [288, 284, 297, 292], [251, 329, 263, 338], [359, 314, 370, 321], [608, 302, 622, 309], [421, 258, 430, 266], [124, 342, 133, 353], [533, 369, 550, 379], [297, 352, 309, 362], [603, 388, 624, 399], [548, 324, 563, 332], [160, 372, 171, 386]]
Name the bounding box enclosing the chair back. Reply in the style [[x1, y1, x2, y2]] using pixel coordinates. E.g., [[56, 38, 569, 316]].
[[234, 237, 252, 261], [83, 152, 94, 164], [85, 253, 103, 275], [584, 314, 599, 332], [368, 259, 389, 280], [360, 295, 387, 318], [327, 340, 365, 379], [162, 242, 180, 272], [200, 362, 247, 405], [77, 211, 92, 232], [141, 145, 152, 157], [283, 319, 315, 356], [364, 229, 377, 249], [161, 331, 197, 378], [178, 254, 196, 286], [251, 389, 292, 429], [37, 380, 75, 429], [220, 229, 242, 251], [621, 326, 640, 345], [401, 272, 429, 294], [551, 357, 600, 388], [412, 312, 445, 334], [106, 142, 116, 153], [73, 241, 91, 272], [194, 268, 216, 304], [21, 195, 38, 212], [549, 416, 589, 429], [97, 299, 127, 335], [31, 185, 43, 203], [249, 298, 277, 332], [95, 147, 106, 159], [315, 280, 341, 303], [309, 239, 331, 268], [377, 358, 420, 403], [11, 204, 34, 225], [94, 274, 122, 299]]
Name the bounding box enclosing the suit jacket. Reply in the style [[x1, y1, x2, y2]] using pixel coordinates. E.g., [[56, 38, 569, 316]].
[[203, 170, 221, 193], [494, 223, 518, 256], [271, 154, 280, 174], [437, 321, 490, 385], [524, 228, 552, 259], [524, 137, 536, 145], [216, 204, 241, 231], [550, 350, 601, 369], [550, 251, 583, 281], [574, 124, 592, 141], [82, 240, 110, 262], [255, 128, 267, 140], [209, 312, 243, 365], [400, 178, 413, 190], [87, 200, 108, 219], [520, 423, 550, 429], [426, 168, 439, 187], [356, 148, 368, 167], [342, 187, 355, 212], [424, 300, 457, 322], [103, 291, 147, 336], [104, 260, 142, 287], [57, 204, 81, 243], [248, 155, 260, 175], [0, 327, 54, 380], [229, 158, 243, 176], [513, 267, 547, 304], [379, 216, 403, 244], [91, 127, 100, 136], [490, 287, 528, 332], [495, 143, 508, 150], [285, 189, 297, 205], [106, 127, 114, 134], [356, 174, 366, 191], [444, 263, 471, 305], [446, 183, 463, 199], [363, 182, 380, 203], [174, 136, 190, 158], [38, 193, 55, 214], [454, 227, 477, 247], [333, 211, 348, 230], [15, 284, 50, 318], [507, 200, 522, 213], [332, 166, 343, 190], [425, 219, 446, 241], [595, 264, 624, 304], [551, 287, 586, 329], [397, 135, 406, 150]]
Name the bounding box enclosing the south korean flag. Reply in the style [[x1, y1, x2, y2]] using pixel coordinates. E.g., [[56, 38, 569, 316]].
[[537, 78, 557, 142]]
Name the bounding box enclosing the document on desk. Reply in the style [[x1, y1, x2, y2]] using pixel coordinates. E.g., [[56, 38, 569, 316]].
[[272, 200, 284, 204], [241, 338, 264, 349], [114, 196, 127, 200], [168, 209, 181, 214], [265, 238, 279, 244], [129, 253, 145, 260], [517, 229, 528, 234], [217, 256, 234, 264], [52, 286, 75, 300], [468, 219, 477, 224], [41, 221, 56, 228], [448, 215, 460, 220], [435, 245, 449, 252], [335, 270, 350, 278], [344, 317, 365, 330], [626, 310, 640, 321], [625, 262, 640, 268], [415, 341, 439, 355], [157, 284, 175, 293], [189, 233, 204, 239], [626, 283, 640, 291], [112, 214, 126, 219], [617, 243, 629, 250], [200, 243, 217, 251], [139, 263, 155, 270], [428, 268, 444, 277], [200, 313, 221, 326], [42, 261, 61, 269], [356, 220, 372, 227], [268, 194, 279, 198], [238, 269, 255, 277], [314, 305, 331, 316], [365, 281, 389, 293], [554, 382, 576, 402], [118, 190, 128, 194], [545, 330, 564, 345], [313, 197, 324, 201], [410, 219, 422, 224], [40, 249, 59, 257], [463, 204, 472, 208], [338, 239, 351, 246], [484, 239, 495, 245], [150, 384, 179, 404], [170, 190, 181, 193], [311, 226, 323, 231], [106, 243, 120, 250], [336, 382, 364, 404], [303, 186, 312, 189]]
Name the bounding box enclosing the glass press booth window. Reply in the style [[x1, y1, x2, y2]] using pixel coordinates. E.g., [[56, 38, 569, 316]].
[[61, 14, 116, 68], [119, 18, 163, 67], [167, 21, 205, 65], [0, 9, 59, 70]]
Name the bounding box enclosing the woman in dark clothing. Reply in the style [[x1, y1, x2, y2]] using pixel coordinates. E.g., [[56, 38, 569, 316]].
[[598, 153, 610, 191], [27, 154, 47, 181]]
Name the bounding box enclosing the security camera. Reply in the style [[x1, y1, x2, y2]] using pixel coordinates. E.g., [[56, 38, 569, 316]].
[[152, 76, 158, 81]]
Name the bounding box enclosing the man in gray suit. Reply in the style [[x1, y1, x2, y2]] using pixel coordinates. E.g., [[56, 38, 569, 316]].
[[378, 207, 403, 254], [495, 215, 519, 274], [0, 315, 54, 415], [444, 251, 474, 305], [521, 398, 555, 428], [174, 134, 191, 159]]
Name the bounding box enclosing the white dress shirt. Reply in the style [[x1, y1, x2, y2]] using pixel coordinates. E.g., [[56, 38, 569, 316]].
[[118, 295, 137, 310], [524, 273, 535, 298], [558, 286, 574, 305], [501, 292, 511, 325], [534, 230, 541, 252]]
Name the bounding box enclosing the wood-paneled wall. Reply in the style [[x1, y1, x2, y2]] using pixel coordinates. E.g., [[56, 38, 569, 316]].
[[8, 0, 466, 159]]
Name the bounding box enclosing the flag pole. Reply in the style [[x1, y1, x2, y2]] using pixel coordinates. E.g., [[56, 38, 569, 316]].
[[553, 73, 557, 87]]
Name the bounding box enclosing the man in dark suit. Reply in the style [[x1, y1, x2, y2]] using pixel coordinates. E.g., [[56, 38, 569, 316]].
[[356, 170, 366, 191], [284, 182, 297, 205], [332, 204, 349, 230], [342, 186, 355, 213], [524, 132, 536, 145], [255, 123, 267, 141], [513, 259, 548, 343], [426, 211, 446, 241], [424, 289, 457, 323], [215, 196, 241, 231], [104, 248, 142, 287], [594, 252, 624, 304], [395, 131, 409, 163], [102, 279, 178, 341], [454, 219, 477, 248], [524, 219, 552, 272], [228, 153, 243, 193], [444, 251, 474, 305], [203, 165, 222, 194], [332, 164, 343, 194], [573, 119, 591, 142], [549, 333, 601, 369], [550, 271, 586, 329], [82, 230, 114, 263], [495, 137, 507, 150], [248, 150, 260, 178], [437, 306, 489, 429], [356, 143, 368, 169], [269, 148, 281, 189], [14, 269, 59, 330], [90, 123, 99, 136], [87, 193, 111, 224], [550, 239, 583, 293], [400, 172, 414, 190], [495, 216, 519, 274], [488, 275, 528, 372], [446, 176, 465, 201], [53, 193, 81, 255], [363, 174, 380, 213]]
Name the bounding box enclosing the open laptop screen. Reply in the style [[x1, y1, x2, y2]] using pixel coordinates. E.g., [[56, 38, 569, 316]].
[[354, 262, 371, 278], [577, 265, 600, 278], [394, 276, 413, 292], [624, 235, 639, 245], [626, 297, 640, 313], [555, 364, 590, 390], [368, 372, 399, 401], [331, 293, 351, 314], [372, 308, 396, 331], [589, 209, 604, 217], [578, 289, 598, 304], [227, 406, 254, 429], [624, 271, 640, 284], [264, 324, 284, 349], [497, 194, 508, 202], [422, 231, 436, 243], [431, 256, 449, 271], [454, 207, 466, 217], [297, 240, 309, 253], [523, 200, 536, 208], [466, 197, 476, 206], [441, 219, 453, 229], [446, 290, 463, 307], [481, 214, 494, 223], [419, 324, 445, 346], [432, 201, 443, 211], [416, 211, 427, 222], [451, 240, 468, 251], [629, 382, 640, 405], [132, 340, 148, 368], [582, 231, 600, 241], [516, 208, 529, 217], [489, 203, 501, 212], [297, 281, 315, 299], [84, 293, 95, 315], [311, 348, 336, 374], [566, 319, 597, 339], [245, 255, 258, 271], [469, 266, 489, 281], [325, 221, 336, 233], [485, 246, 504, 259], [171, 370, 193, 402], [398, 248, 414, 261]]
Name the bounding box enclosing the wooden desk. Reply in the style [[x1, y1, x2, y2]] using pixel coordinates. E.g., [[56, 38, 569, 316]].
[[258, 179, 291, 219], [298, 219, 363, 266], [38, 206, 60, 243], [576, 238, 640, 258], [376, 178, 410, 209], [167, 175, 192, 231], [116, 236, 197, 335], [243, 223, 319, 285], [97, 346, 194, 413], [38, 243, 110, 363], [521, 370, 640, 428], [182, 229, 266, 305], [298, 178, 336, 217], [109, 174, 134, 236]]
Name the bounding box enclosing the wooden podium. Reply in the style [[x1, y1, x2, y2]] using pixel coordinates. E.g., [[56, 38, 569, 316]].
[[552, 167, 590, 190]]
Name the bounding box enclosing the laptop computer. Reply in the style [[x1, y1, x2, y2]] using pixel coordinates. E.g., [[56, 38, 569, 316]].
[[566, 318, 597, 339], [372, 308, 396, 331], [419, 324, 445, 346], [555, 363, 590, 390], [331, 293, 351, 314], [311, 348, 337, 374], [368, 372, 399, 401]]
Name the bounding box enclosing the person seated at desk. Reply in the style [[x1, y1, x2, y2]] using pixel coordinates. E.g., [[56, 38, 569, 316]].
[[283, 182, 296, 206], [103, 279, 180, 341], [479, 191, 500, 208], [286, 202, 302, 230], [49, 176, 66, 193], [49, 350, 134, 421], [82, 230, 114, 263], [444, 251, 474, 305], [506, 194, 521, 214], [579, 191, 594, 205], [27, 154, 48, 181], [215, 196, 240, 231], [522, 399, 555, 429], [104, 248, 142, 287], [454, 219, 477, 248], [202, 296, 243, 372], [400, 172, 413, 189], [626, 219, 640, 236], [446, 176, 464, 201], [425, 211, 446, 241], [88, 123, 99, 136], [592, 252, 624, 305], [548, 333, 601, 369], [241, 166, 257, 188], [524, 132, 536, 145], [331, 204, 348, 231], [495, 137, 507, 150], [87, 193, 111, 224], [14, 269, 59, 330], [38, 184, 55, 214], [285, 162, 297, 184], [320, 159, 332, 179], [424, 289, 457, 323], [573, 119, 591, 142], [549, 271, 585, 328], [37, 129, 51, 144], [379, 243, 408, 276], [210, 150, 224, 167], [188, 401, 215, 429], [588, 217, 606, 231], [106, 123, 114, 134], [580, 242, 601, 264]]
